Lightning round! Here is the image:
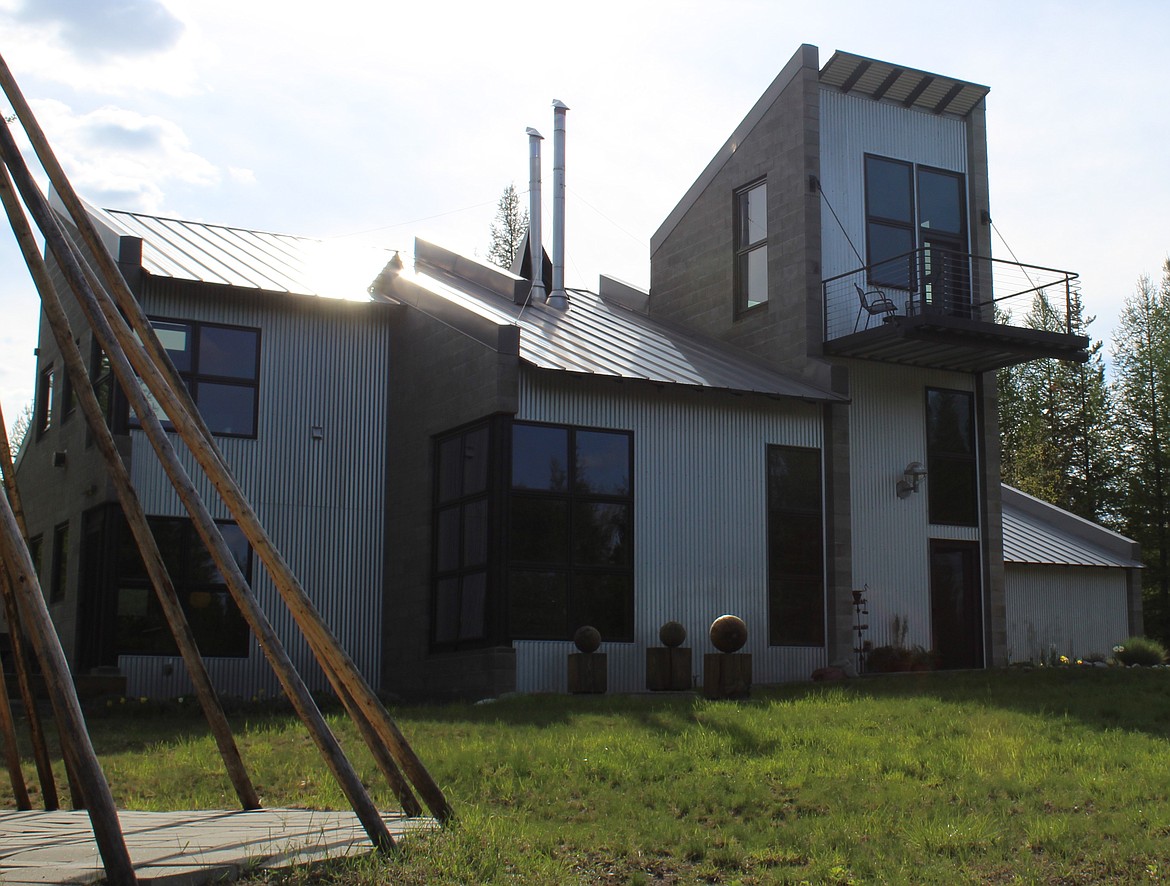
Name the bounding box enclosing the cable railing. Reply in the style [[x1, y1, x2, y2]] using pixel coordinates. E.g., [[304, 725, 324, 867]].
[[822, 248, 1080, 342]]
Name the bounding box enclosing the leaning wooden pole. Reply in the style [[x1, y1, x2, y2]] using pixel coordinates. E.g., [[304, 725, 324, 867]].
[[0, 128, 397, 854], [0, 632, 31, 809], [1, 65, 452, 821], [0, 410, 61, 810], [0, 478, 137, 883], [0, 166, 261, 812]]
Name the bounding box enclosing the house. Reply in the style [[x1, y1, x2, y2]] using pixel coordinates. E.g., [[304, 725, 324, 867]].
[[8, 44, 1140, 701]]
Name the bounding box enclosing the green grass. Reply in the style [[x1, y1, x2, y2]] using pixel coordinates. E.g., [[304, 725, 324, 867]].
[[6, 668, 1170, 883]]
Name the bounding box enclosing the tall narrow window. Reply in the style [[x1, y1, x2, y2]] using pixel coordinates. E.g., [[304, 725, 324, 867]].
[[508, 422, 633, 641], [27, 534, 43, 581], [926, 388, 978, 526], [767, 445, 825, 646], [50, 521, 69, 604], [735, 180, 768, 312], [864, 156, 915, 290], [35, 365, 55, 439], [432, 421, 495, 648], [90, 339, 114, 429]]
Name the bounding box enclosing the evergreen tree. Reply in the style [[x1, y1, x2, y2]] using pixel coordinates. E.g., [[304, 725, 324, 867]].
[[487, 183, 528, 270], [1112, 263, 1170, 642], [998, 288, 1116, 522]]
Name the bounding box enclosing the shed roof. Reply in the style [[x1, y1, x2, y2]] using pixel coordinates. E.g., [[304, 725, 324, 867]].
[[819, 51, 989, 118], [404, 239, 843, 402], [64, 194, 394, 301], [1002, 486, 1142, 569]]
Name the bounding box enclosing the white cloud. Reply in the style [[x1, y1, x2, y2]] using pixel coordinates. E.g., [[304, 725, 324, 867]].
[[25, 99, 220, 212], [228, 167, 256, 185]]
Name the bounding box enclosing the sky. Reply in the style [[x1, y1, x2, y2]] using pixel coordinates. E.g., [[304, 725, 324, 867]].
[[2, 0, 1170, 435]]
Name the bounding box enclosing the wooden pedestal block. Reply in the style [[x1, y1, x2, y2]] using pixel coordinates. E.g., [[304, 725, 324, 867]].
[[703, 652, 752, 699], [568, 652, 607, 694], [646, 646, 692, 691]]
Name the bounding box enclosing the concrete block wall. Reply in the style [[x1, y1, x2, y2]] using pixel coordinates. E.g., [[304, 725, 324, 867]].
[[649, 44, 830, 392], [382, 305, 519, 701]]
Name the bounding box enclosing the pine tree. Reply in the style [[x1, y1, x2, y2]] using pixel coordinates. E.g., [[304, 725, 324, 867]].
[[487, 183, 528, 270], [1113, 263, 1170, 642], [998, 288, 1116, 522]]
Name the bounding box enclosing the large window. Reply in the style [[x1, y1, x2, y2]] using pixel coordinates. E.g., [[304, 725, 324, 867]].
[[735, 179, 768, 313], [115, 517, 251, 657], [132, 319, 261, 437], [865, 156, 915, 289], [432, 421, 495, 648], [926, 388, 978, 526], [767, 445, 825, 646], [508, 423, 633, 641], [865, 156, 968, 307]]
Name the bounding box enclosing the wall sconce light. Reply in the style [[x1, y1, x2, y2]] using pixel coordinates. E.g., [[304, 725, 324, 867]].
[[896, 461, 927, 498]]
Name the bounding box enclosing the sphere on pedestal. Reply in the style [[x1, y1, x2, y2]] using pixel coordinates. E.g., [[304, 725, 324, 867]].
[[573, 625, 602, 653], [709, 614, 747, 653], [659, 620, 687, 648]]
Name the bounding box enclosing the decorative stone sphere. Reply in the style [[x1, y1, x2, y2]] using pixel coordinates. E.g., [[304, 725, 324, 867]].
[[573, 625, 602, 653], [709, 614, 748, 653], [659, 620, 687, 648]]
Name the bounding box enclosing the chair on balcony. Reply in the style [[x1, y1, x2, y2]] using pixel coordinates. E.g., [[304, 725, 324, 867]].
[[853, 283, 898, 332]]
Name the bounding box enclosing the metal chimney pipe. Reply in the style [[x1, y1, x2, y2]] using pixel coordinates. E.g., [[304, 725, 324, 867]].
[[526, 126, 546, 304], [548, 100, 569, 310]]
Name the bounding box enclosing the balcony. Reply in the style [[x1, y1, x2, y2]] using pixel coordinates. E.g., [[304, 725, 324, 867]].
[[821, 249, 1090, 373]]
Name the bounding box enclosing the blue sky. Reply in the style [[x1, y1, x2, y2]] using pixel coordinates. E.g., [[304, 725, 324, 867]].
[[3, 0, 1170, 432]]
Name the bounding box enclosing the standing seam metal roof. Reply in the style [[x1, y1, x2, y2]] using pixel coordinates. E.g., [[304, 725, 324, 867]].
[[410, 262, 842, 401], [1002, 494, 1142, 569]]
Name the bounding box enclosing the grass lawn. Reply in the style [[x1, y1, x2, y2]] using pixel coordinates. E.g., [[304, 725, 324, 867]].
[[5, 668, 1170, 884]]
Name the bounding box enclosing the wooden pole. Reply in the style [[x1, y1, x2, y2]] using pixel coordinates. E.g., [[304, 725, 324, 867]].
[[0, 60, 452, 822], [0, 49, 448, 824], [0, 622, 31, 809], [0, 137, 396, 854], [0, 471, 137, 883], [0, 412, 61, 810], [0, 167, 261, 811]]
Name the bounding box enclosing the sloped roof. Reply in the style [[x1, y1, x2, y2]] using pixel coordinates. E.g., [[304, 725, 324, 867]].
[[404, 239, 843, 401], [1002, 486, 1142, 569], [68, 196, 394, 300], [819, 51, 989, 118]]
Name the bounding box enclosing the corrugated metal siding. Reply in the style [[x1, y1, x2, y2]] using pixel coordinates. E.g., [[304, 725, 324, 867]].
[[512, 369, 827, 692], [124, 283, 392, 698], [1005, 564, 1129, 662], [818, 89, 969, 339], [846, 362, 979, 649]]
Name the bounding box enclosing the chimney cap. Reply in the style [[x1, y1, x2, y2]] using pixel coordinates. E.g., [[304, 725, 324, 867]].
[[552, 99, 569, 110], [526, 126, 543, 138]]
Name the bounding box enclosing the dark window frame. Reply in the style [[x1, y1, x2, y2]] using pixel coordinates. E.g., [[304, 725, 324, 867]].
[[430, 418, 505, 652], [766, 445, 826, 647], [113, 515, 252, 658], [35, 364, 55, 440], [507, 420, 635, 643], [734, 178, 769, 316], [130, 317, 262, 439], [925, 387, 979, 527], [864, 155, 917, 291], [49, 521, 69, 604], [27, 534, 43, 582]]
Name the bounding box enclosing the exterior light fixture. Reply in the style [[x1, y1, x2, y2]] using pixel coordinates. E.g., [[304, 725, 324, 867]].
[[896, 461, 927, 498]]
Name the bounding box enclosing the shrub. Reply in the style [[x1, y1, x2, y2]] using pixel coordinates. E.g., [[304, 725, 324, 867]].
[[1112, 636, 1167, 667]]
